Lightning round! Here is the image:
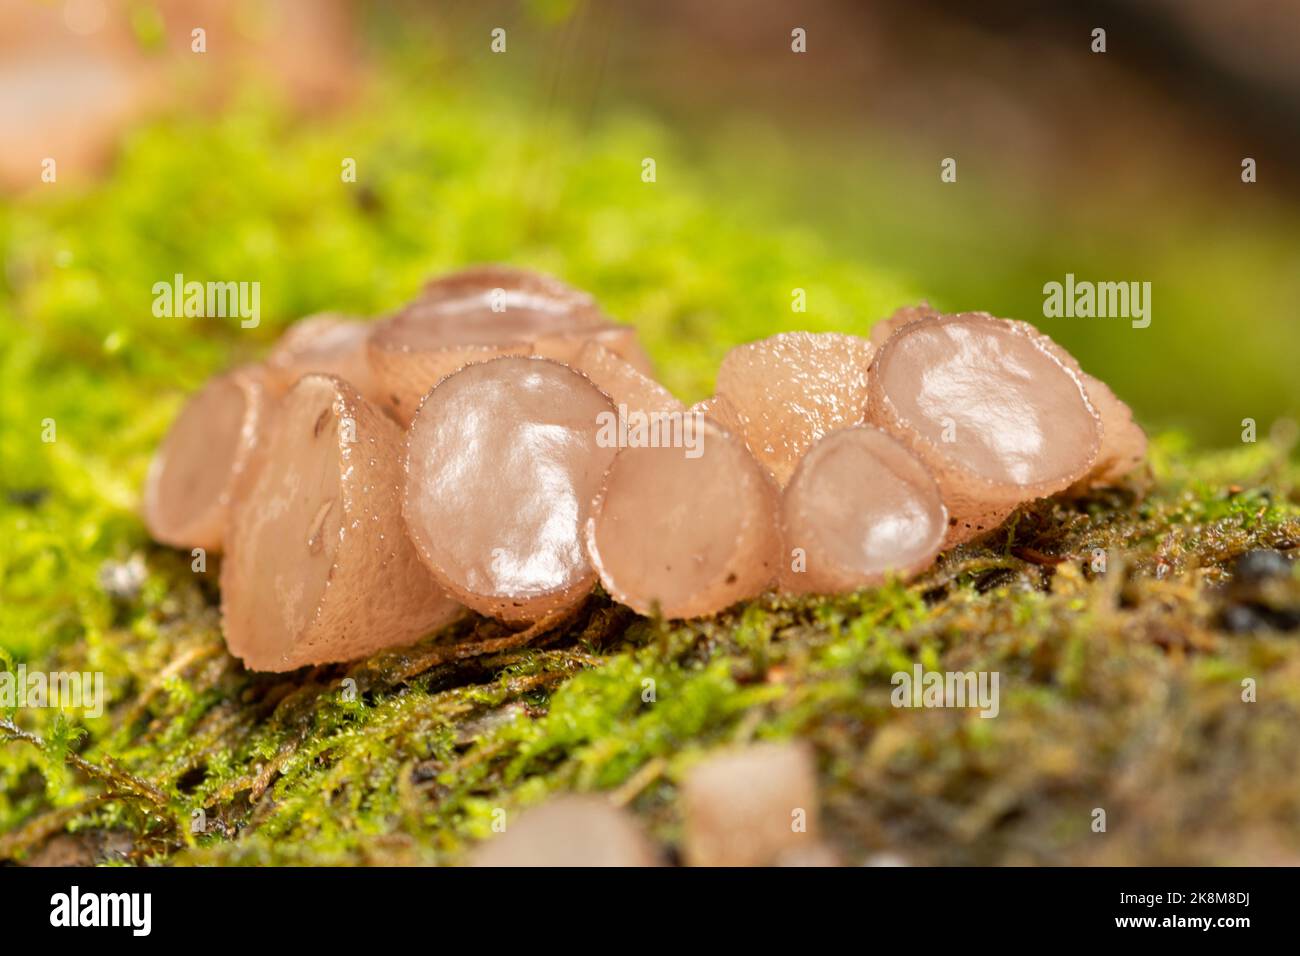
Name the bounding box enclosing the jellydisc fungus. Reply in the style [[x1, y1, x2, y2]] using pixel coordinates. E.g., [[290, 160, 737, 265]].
[[143, 267, 1145, 670], [714, 331, 874, 486], [585, 417, 781, 619], [681, 742, 821, 867], [368, 265, 646, 423], [470, 795, 660, 867], [867, 311, 1104, 545], [780, 426, 948, 594], [142, 364, 268, 552], [221, 374, 463, 671], [403, 356, 619, 623], [263, 313, 381, 404]]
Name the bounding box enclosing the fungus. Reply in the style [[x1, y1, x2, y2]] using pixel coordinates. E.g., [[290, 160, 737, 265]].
[[368, 265, 641, 423], [565, 341, 681, 414], [866, 311, 1102, 545], [531, 324, 658, 380], [220, 374, 462, 671], [142, 365, 268, 553], [781, 427, 947, 594], [470, 796, 660, 867], [714, 331, 874, 486], [263, 313, 381, 405], [143, 271, 1148, 658], [403, 356, 618, 623], [869, 301, 939, 348], [681, 742, 820, 867], [585, 418, 780, 619], [874, 305, 1147, 490], [689, 393, 746, 436]]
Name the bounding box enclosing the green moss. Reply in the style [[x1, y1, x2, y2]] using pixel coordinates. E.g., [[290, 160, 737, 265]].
[[3, 69, 1300, 866]]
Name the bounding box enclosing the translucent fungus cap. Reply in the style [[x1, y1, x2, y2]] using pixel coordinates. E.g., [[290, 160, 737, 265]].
[[470, 796, 660, 867], [413, 264, 603, 320], [142, 365, 268, 553], [869, 302, 940, 349], [566, 341, 681, 414], [585, 418, 780, 619], [403, 356, 619, 623], [873, 305, 1145, 490], [781, 427, 947, 594], [263, 313, 381, 406], [714, 331, 874, 486], [221, 374, 462, 671], [867, 311, 1101, 544], [368, 265, 636, 423], [681, 743, 819, 867]]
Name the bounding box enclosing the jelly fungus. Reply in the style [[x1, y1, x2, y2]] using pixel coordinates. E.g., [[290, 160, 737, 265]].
[[403, 356, 618, 623], [221, 375, 462, 671]]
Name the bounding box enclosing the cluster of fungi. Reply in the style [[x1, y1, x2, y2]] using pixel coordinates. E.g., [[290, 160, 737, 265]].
[[143, 266, 1146, 671]]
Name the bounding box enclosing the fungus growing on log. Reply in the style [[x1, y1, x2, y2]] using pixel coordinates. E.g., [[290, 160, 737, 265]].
[[142, 365, 269, 553], [141, 270, 1149, 667], [866, 312, 1102, 545], [403, 356, 618, 623], [220, 374, 462, 671], [781, 427, 947, 594], [585, 418, 780, 619]]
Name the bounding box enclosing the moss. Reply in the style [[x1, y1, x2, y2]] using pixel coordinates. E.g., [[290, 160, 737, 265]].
[[3, 72, 1300, 866]]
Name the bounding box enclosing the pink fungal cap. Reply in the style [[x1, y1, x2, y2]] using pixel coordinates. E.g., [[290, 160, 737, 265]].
[[263, 313, 383, 406], [1069, 372, 1147, 486], [531, 323, 657, 379], [564, 340, 681, 414], [780, 427, 947, 594], [413, 263, 603, 318], [142, 364, 268, 553], [1012, 329, 1147, 488], [403, 356, 619, 623], [714, 331, 874, 486], [470, 795, 661, 867], [869, 302, 940, 349], [877, 305, 1147, 491], [220, 374, 463, 671], [867, 311, 1102, 545], [689, 393, 746, 437], [368, 265, 634, 424], [681, 742, 819, 867], [585, 417, 781, 619]]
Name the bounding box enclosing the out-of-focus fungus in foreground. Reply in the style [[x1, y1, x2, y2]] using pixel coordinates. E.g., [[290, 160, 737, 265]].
[[141, 267, 1146, 669]]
